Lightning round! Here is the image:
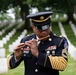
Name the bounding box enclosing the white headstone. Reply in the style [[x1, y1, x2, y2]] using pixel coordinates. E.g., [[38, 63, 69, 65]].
[[0, 58, 8, 74], [0, 48, 5, 58]]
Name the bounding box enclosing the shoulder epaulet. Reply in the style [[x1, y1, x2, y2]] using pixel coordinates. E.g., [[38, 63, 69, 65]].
[[54, 34, 65, 47], [58, 38, 64, 47], [54, 34, 63, 38]]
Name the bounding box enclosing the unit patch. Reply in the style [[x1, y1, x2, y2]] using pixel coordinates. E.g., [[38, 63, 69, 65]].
[[62, 49, 68, 58], [64, 40, 68, 50], [50, 46, 57, 50], [46, 46, 57, 50]]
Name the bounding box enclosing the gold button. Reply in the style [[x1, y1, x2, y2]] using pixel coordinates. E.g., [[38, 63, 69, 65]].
[[52, 51, 55, 55], [24, 54, 26, 56], [47, 51, 50, 54], [49, 38, 52, 41], [35, 69, 38, 72]]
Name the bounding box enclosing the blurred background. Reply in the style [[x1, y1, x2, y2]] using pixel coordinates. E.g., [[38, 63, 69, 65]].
[[0, 0, 76, 75]]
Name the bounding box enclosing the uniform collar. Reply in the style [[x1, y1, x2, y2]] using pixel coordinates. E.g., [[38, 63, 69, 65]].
[[36, 35, 41, 45], [49, 32, 54, 40], [34, 31, 54, 42]]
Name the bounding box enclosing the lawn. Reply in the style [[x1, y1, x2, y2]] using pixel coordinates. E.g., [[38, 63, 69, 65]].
[[0, 62, 24, 75], [60, 54, 76, 75]]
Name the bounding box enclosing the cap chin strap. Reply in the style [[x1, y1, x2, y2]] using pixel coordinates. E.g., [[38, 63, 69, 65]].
[[32, 16, 50, 22]]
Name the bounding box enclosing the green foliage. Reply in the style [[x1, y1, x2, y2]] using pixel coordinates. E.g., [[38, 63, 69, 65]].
[[1, 0, 76, 29], [52, 18, 61, 35], [0, 13, 13, 20], [14, 6, 21, 20], [0, 0, 12, 12]]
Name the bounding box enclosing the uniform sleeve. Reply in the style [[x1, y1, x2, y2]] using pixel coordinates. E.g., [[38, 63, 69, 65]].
[[37, 38, 68, 71], [48, 38, 68, 71], [7, 38, 25, 69], [7, 53, 23, 69]]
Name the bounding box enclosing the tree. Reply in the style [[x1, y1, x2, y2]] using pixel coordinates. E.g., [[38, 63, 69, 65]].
[[11, 0, 51, 29], [16, 0, 76, 23], [48, 0, 76, 22], [0, 0, 76, 29]]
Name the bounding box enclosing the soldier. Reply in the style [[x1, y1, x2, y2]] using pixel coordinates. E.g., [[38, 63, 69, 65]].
[[7, 11, 68, 75]]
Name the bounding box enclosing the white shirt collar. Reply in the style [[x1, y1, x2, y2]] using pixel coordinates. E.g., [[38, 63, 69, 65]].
[[36, 35, 40, 45]]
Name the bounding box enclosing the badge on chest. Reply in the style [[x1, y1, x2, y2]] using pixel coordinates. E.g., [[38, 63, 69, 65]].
[[45, 45, 57, 56], [23, 46, 31, 57]]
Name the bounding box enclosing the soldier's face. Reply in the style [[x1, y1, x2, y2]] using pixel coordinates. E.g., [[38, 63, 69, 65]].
[[32, 25, 50, 38]]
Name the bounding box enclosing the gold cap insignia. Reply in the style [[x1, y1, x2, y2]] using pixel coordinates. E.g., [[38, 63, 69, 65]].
[[40, 16, 44, 20]]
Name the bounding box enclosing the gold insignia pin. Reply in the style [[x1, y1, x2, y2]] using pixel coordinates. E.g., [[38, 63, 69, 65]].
[[47, 51, 50, 54], [49, 38, 52, 41], [35, 69, 38, 72], [40, 16, 44, 20], [52, 50, 55, 55]]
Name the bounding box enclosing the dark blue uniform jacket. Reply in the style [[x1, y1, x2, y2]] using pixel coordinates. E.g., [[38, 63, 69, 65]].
[[9, 32, 68, 75]]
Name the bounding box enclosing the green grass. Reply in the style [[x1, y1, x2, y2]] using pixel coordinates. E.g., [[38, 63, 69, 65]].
[[63, 23, 76, 47], [0, 62, 24, 75], [0, 24, 17, 40], [52, 21, 61, 35], [60, 54, 76, 75]]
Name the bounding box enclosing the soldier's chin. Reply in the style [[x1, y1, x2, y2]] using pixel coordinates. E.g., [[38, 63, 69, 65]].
[[40, 34, 47, 38]]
